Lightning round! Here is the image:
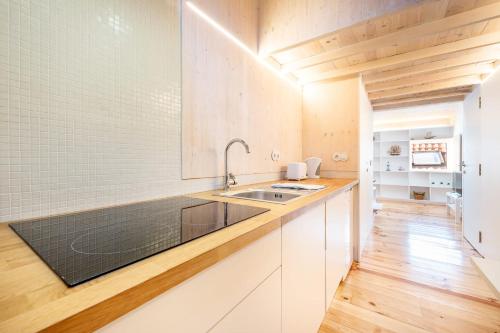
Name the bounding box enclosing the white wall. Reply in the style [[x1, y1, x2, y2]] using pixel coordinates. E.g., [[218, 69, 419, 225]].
[[373, 102, 463, 132], [358, 80, 374, 257]]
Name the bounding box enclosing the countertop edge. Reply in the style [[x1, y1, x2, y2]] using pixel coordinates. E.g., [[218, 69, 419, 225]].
[[0, 178, 359, 333]]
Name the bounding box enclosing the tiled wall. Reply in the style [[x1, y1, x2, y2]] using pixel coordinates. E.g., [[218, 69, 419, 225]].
[[0, 0, 184, 222], [0, 0, 290, 223]]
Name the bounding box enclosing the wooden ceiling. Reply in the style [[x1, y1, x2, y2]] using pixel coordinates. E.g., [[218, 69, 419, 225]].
[[265, 0, 500, 110]]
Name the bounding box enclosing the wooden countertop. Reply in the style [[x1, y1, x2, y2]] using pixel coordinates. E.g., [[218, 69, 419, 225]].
[[0, 178, 358, 333]]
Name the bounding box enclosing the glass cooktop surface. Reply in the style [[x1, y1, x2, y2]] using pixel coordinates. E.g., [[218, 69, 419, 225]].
[[9, 196, 269, 286]]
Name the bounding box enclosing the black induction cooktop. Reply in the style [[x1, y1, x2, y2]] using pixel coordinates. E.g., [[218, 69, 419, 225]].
[[9, 196, 269, 286]]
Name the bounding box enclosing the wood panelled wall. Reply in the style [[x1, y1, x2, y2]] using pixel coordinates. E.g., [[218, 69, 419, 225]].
[[302, 77, 361, 175], [258, 0, 421, 55], [182, 0, 303, 179]]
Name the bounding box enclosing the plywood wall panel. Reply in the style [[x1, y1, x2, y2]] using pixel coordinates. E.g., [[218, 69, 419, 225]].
[[182, 0, 302, 179], [258, 0, 422, 55], [302, 78, 360, 173]]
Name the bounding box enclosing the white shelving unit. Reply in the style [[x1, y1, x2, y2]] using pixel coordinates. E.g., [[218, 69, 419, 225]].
[[373, 127, 456, 203]]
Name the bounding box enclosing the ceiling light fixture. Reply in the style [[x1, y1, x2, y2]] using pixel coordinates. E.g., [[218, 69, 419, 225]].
[[185, 1, 300, 88]]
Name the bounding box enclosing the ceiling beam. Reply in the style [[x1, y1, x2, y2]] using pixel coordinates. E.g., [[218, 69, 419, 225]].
[[372, 86, 474, 104], [365, 63, 494, 92], [369, 76, 481, 101], [362, 47, 499, 83], [373, 96, 466, 110], [300, 32, 500, 84], [373, 95, 466, 110], [281, 2, 500, 73], [372, 91, 469, 108]]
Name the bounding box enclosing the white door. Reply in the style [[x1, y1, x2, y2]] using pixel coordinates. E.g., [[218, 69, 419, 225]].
[[479, 72, 500, 260], [462, 88, 482, 251], [282, 203, 326, 333]]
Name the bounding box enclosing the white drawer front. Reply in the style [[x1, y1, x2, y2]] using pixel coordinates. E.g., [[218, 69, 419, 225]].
[[99, 227, 281, 333], [209, 267, 281, 333]]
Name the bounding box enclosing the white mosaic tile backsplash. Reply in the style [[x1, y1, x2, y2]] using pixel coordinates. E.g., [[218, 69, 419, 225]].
[[0, 0, 287, 223], [0, 0, 186, 222]]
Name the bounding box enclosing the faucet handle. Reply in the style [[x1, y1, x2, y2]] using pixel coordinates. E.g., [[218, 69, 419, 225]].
[[228, 173, 238, 187]]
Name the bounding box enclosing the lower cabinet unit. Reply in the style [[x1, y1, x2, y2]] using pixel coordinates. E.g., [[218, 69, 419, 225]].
[[98, 227, 281, 333], [344, 188, 354, 278], [98, 187, 356, 333], [209, 267, 282, 333], [282, 203, 326, 333], [325, 188, 354, 309]]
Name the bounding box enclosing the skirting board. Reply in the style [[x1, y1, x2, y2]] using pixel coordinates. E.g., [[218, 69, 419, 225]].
[[471, 257, 500, 299]]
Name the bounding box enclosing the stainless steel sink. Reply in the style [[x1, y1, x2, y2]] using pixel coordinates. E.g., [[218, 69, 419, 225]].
[[220, 190, 301, 204]]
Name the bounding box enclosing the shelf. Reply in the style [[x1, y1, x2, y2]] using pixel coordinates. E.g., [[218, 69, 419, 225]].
[[378, 184, 408, 187], [378, 170, 408, 173], [411, 169, 455, 174], [380, 155, 409, 158], [374, 140, 409, 143]]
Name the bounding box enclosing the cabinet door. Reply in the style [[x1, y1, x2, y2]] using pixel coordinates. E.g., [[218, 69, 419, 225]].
[[325, 191, 347, 309], [99, 228, 281, 333], [344, 188, 354, 278], [210, 267, 281, 333], [282, 203, 326, 333]]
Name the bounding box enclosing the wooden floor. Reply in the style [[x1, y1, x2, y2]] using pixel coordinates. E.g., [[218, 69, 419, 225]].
[[319, 200, 500, 333]]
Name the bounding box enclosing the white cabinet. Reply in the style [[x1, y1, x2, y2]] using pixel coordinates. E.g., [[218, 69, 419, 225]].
[[210, 267, 281, 333], [282, 203, 326, 333], [344, 188, 354, 278], [325, 194, 345, 308], [325, 189, 353, 309], [98, 228, 281, 333]]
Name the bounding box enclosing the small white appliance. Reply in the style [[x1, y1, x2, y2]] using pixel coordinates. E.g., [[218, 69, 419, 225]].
[[305, 157, 322, 179], [286, 162, 307, 180]]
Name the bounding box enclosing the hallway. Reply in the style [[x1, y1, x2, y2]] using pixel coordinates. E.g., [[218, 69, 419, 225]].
[[320, 201, 500, 333]]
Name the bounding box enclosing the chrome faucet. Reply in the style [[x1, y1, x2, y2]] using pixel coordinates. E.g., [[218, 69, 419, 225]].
[[224, 138, 251, 191]]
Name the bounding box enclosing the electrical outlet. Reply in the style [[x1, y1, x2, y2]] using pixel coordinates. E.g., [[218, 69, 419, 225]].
[[271, 149, 281, 162], [332, 152, 348, 161]]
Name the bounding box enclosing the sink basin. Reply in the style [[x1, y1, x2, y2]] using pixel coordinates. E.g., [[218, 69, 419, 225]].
[[220, 190, 301, 204]]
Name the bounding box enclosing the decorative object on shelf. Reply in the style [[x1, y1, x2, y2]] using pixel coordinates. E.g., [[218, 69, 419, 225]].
[[424, 131, 436, 139], [388, 145, 401, 156], [413, 191, 426, 200], [386, 161, 391, 172], [398, 166, 405, 171]]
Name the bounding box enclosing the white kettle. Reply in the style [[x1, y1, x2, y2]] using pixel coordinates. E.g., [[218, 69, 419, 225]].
[[305, 157, 322, 179]]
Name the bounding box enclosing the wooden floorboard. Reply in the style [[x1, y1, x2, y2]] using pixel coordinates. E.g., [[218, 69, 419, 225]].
[[320, 200, 500, 333]]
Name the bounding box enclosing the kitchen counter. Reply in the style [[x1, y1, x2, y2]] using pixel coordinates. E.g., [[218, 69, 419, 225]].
[[0, 178, 358, 333]]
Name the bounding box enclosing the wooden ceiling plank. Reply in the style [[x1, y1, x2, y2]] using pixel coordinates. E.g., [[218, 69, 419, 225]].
[[373, 95, 465, 110], [372, 92, 469, 107], [365, 63, 494, 92], [369, 75, 481, 100], [362, 49, 498, 83], [373, 86, 473, 104], [281, 2, 500, 73], [300, 31, 500, 83], [263, 0, 431, 59]]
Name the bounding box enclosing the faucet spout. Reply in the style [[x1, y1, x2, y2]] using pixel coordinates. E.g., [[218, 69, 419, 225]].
[[224, 138, 251, 191]]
